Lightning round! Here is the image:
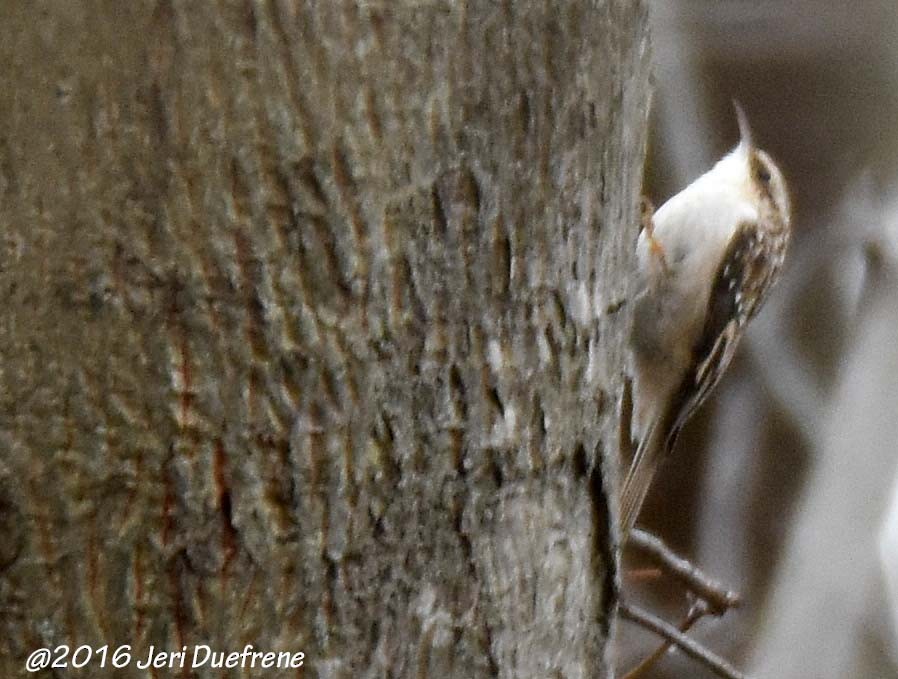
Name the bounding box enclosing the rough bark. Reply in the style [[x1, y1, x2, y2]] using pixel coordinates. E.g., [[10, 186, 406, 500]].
[[0, 2, 650, 677]]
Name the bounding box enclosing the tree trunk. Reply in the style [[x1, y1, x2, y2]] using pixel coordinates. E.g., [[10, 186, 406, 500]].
[[0, 2, 650, 677]]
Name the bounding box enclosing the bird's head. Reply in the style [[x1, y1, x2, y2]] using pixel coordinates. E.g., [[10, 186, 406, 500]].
[[734, 102, 791, 231]]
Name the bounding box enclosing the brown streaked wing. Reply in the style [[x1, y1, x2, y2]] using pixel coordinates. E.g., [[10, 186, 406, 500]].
[[669, 221, 783, 441]]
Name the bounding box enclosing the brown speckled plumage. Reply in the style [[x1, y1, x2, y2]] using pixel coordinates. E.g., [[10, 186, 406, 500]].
[[621, 116, 791, 535]]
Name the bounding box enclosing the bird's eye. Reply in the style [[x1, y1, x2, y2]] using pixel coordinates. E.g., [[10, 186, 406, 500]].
[[756, 165, 771, 184]]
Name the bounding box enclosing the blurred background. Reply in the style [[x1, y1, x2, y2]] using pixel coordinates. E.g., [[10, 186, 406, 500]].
[[618, 1, 898, 677]]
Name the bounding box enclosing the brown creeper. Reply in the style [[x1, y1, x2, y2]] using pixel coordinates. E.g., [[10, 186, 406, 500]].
[[621, 105, 791, 534]]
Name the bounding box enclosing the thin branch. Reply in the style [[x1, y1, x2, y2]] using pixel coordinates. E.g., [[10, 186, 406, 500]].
[[628, 528, 741, 614], [619, 601, 749, 679], [627, 567, 663, 582], [621, 600, 708, 679]]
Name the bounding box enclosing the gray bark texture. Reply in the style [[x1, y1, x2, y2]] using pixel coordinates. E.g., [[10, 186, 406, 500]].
[[0, 2, 650, 678]]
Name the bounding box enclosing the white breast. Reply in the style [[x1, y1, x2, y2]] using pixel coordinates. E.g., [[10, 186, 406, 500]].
[[637, 153, 759, 331], [632, 152, 759, 411]]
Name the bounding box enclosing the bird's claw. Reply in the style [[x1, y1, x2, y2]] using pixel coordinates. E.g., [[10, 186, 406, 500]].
[[641, 197, 670, 271]]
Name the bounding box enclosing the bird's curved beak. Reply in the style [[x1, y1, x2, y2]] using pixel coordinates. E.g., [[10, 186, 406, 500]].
[[734, 100, 753, 152]]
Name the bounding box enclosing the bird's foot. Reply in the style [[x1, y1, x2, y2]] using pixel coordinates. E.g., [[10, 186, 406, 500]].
[[640, 197, 669, 271]]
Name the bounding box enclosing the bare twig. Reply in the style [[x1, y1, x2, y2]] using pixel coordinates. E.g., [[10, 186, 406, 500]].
[[621, 599, 708, 679], [628, 528, 741, 614], [619, 601, 749, 679], [627, 567, 663, 582]]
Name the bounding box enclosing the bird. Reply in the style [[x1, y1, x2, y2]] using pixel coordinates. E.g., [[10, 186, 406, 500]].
[[621, 104, 791, 535]]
